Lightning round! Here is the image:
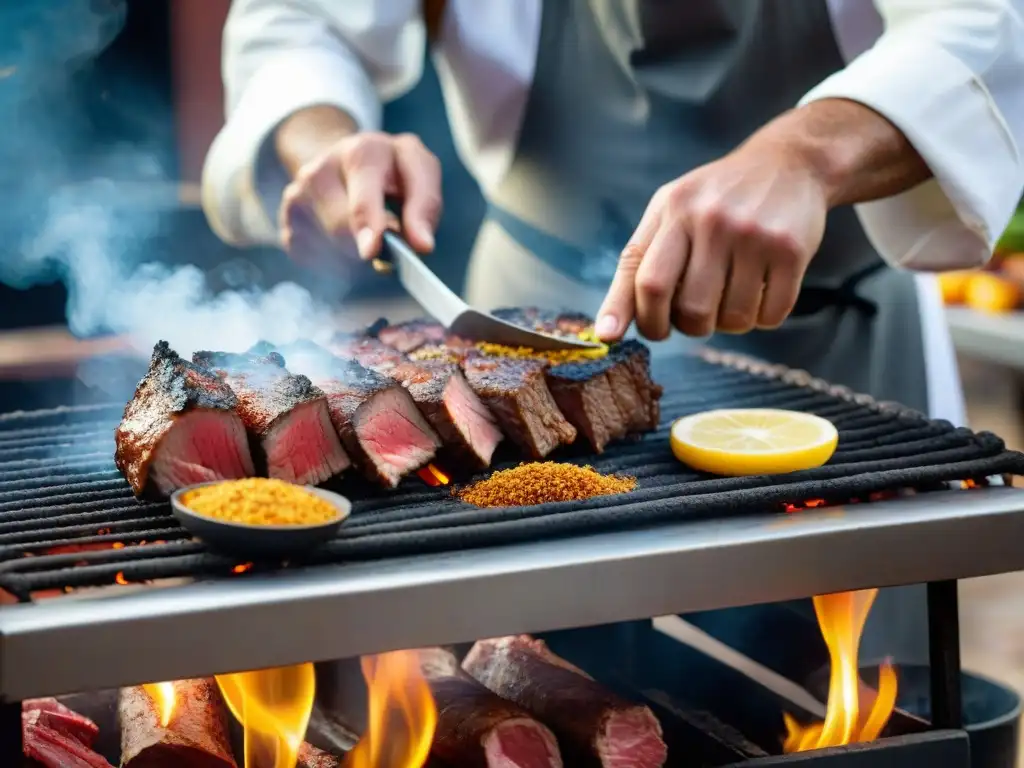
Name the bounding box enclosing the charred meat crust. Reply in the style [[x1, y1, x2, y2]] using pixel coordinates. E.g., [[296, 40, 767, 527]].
[[115, 341, 244, 496], [191, 351, 323, 437], [461, 355, 577, 459], [192, 350, 350, 484]]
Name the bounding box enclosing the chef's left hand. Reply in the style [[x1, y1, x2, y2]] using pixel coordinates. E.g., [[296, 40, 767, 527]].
[[595, 140, 829, 341]]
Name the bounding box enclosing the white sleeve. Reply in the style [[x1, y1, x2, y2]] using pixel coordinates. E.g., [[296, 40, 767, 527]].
[[201, 0, 425, 247], [800, 0, 1024, 271]]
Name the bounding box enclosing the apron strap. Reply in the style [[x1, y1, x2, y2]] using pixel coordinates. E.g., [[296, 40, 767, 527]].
[[791, 261, 887, 318], [424, 0, 447, 43]]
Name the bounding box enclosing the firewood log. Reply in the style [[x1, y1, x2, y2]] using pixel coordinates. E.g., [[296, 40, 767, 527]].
[[119, 679, 236, 768]]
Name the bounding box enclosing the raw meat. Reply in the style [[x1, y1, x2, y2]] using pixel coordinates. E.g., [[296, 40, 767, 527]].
[[267, 342, 441, 488], [463, 637, 667, 768], [22, 698, 111, 768], [119, 679, 237, 768], [419, 647, 563, 768], [192, 351, 350, 486], [115, 341, 254, 497], [330, 334, 502, 470]]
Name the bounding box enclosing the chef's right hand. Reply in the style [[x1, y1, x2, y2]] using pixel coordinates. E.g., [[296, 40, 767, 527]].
[[278, 130, 442, 260]]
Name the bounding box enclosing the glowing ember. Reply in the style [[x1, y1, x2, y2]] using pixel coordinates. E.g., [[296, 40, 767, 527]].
[[783, 498, 828, 513], [217, 663, 316, 768], [417, 463, 450, 487], [347, 651, 437, 768], [142, 681, 176, 727], [115, 572, 128, 585], [783, 589, 897, 752], [233, 563, 253, 574]]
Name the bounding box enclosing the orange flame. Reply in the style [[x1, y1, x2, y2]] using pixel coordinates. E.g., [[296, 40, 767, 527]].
[[783, 589, 898, 752], [347, 651, 437, 768], [417, 464, 450, 487], [142, 681, 176, 727], [216, 663, 316, 768], [233, 563, 253, 574]]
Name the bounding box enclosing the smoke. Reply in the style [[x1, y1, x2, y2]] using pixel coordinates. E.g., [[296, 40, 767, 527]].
[[0, 0, 342, 372]]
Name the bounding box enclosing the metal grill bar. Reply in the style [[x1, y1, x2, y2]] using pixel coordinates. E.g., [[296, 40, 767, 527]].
[[0, 355, 1021, 597]]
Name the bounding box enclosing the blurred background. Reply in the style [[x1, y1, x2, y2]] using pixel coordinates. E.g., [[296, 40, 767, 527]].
[[1, 2, 1024, 759]]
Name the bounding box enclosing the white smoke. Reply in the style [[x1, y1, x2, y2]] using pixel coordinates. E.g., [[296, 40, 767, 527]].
[[0, 1, 342, 363], [18, 175, 338, 356]]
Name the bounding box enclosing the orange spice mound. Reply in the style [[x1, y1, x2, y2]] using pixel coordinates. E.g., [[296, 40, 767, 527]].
[[456, 462, 636, 508]]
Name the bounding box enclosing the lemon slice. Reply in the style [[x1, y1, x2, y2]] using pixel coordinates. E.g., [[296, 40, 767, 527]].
[[670, 409, 838, 476]]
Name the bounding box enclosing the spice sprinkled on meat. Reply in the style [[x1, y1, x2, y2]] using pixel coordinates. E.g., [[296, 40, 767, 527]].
[[115, 341, 254, 497], [193, 351, 350, 486]]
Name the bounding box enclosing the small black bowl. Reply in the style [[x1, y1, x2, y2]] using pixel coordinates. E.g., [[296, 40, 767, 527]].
[[170, 481, 351, 559]]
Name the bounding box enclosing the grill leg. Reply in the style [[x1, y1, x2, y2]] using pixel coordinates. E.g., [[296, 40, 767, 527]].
[[927, 580, 963, 730], [0, 699, 20, 762]]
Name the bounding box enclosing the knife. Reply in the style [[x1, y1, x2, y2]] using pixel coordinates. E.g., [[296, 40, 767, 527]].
[[376, 231, 603, 352]]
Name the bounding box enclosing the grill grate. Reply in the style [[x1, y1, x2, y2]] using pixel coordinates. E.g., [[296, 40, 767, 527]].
[[0, 353, 1022, 599]]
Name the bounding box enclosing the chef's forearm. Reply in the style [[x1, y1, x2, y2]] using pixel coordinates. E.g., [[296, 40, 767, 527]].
[[275, 105, 359, 179], [751, 97, 933, 209]]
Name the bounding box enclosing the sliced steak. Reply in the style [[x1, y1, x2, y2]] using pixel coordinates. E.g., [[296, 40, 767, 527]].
[[273, 342, 440, 488], [461, 354, 577, 459], [115, 342, 254, 497], [464, 636, 667, 768], [378, 320, 578, 459], [419, 648, 563, 768], [192, 351, 350, 486], [493, 308, 663, 440], [330, 334, 502, 469], [377, 318, 448, 353]]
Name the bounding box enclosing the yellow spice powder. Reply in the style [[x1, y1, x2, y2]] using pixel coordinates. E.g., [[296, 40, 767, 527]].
[[180, 478, 338, 526], [456, 462, 636, 508]]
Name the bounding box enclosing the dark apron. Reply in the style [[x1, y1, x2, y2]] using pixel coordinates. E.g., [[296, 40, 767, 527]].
[[469, 0, 931, 665]]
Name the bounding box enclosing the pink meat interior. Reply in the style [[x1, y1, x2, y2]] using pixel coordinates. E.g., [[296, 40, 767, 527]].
[[151, 409, 254, 495], [264, 401, 350, 485], [356, 388, 440, 487], [597, 707, 668, 768], [485, 719, 563, 768], [444, 374, 502, 465]]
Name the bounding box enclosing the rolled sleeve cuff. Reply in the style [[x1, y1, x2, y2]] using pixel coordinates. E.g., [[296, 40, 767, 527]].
[[202, 49, 382, 247], [800, 39, 1020, 271]]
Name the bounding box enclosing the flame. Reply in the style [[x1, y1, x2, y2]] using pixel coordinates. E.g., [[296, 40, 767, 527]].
[[783, 589, 898, 752], [142, 681, 176, 727], [115, 572, 128, 585], [417, 463, 450, 487], [233, 563, 253, 574], [783, 498, 827, 513], [347, 651, 437, 768], [216, 664, 316, 768]]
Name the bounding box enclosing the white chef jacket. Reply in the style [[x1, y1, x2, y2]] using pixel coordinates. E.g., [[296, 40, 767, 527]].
[[201, 0, 1024, 426]]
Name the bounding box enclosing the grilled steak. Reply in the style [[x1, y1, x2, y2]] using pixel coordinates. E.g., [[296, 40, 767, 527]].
[[192, 351, 350, 486], [420, 647, 563, 768], [378, 320, 578, 459], [115, 342, 254, 497], [119, 679, 236, 768], [461, 354, 577, 459], [269, 342, 441, 488], [464, 637, 667, 768], [491, 308, 663, 447], [330, 334, 502, 470]]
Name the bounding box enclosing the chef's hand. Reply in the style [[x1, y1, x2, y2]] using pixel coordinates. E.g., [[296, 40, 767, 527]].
[[595, 140, 828, 342], [276, 110, 442, 260]]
